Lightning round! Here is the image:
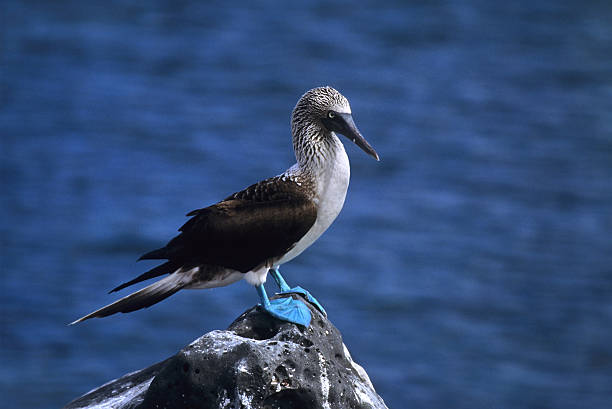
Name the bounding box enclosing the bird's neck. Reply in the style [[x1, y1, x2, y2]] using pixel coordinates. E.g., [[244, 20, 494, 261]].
[[293, 124, 344, 175], [291, 124, 350, 201]]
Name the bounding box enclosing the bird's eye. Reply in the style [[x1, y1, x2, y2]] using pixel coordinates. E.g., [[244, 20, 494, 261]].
[[327, 111, 336, 119]]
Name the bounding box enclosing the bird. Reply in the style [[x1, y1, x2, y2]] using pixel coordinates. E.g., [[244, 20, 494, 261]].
[[70, 86, 379, 327]]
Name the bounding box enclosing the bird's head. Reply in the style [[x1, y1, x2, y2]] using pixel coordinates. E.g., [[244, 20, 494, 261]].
[[292, 86, 380, 161]]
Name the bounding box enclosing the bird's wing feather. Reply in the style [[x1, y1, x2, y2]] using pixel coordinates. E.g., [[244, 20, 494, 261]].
[[141, 176, 317, 273]]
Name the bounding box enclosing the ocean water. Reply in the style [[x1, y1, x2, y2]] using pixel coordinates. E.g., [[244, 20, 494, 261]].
[[2, 1, 612, 408]]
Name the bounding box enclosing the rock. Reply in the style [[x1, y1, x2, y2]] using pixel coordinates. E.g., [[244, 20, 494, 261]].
[[64, 294, 388, 409], [63, 360, 166, 409]]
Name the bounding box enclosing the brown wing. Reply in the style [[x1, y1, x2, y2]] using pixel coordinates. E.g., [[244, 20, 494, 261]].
[[140, 176, 317, 273]]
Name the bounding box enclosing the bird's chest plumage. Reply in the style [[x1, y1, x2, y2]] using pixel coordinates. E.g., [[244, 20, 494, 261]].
[[277, 146, 350, 265]]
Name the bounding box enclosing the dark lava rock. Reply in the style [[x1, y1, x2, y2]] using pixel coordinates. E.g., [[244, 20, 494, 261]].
[[64, 294, 388, 409]]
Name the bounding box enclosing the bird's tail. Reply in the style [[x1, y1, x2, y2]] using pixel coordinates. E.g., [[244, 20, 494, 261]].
[[69, 269, 190, 325], [109, 260, 181, 293]]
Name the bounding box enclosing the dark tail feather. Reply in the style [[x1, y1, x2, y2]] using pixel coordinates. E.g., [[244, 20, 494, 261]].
[[109, 261, 180, 293], [138, 247, 167, 261], [70, 272, 188, 325]]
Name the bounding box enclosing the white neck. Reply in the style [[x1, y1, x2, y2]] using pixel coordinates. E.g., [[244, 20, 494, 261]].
[[278, 129, 350, 265], [294, 125, 346, 173]]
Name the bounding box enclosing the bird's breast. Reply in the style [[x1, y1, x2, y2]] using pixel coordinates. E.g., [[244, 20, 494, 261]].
[[277, 145, 350, 265]]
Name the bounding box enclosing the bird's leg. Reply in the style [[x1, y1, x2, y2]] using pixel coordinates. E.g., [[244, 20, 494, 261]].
[[269, 268, 327, 316], [269, 267, 291, 292], [255, 284, 311, 327]]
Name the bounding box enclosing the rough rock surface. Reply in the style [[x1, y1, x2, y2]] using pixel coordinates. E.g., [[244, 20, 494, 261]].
[[64, 294, 388, 409]]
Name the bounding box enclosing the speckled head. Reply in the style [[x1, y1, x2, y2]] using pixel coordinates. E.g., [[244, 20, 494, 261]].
[[292, 87, 379, 161], [293, 86, 352, 120]]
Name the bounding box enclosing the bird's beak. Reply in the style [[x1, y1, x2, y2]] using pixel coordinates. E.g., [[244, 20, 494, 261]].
[[337, 113, 380, 161]]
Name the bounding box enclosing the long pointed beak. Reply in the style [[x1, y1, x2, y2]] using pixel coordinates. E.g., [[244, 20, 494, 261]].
[[337, 113, 380, 161]]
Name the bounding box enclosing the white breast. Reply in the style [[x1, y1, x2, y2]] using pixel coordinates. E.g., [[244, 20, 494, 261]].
[[276, 138, 350, 265]]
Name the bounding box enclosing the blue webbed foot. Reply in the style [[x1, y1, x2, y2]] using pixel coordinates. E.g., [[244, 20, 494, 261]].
[[279, 286, 327, 317], [269, 268, 327, 317], [256, 284, 311, 327]]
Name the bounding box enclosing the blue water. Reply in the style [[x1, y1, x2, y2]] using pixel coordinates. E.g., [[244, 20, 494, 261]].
[[2, 1, 612, 408]]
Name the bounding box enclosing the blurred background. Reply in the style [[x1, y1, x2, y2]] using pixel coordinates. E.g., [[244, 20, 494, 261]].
[[2, 1, 612, 408]]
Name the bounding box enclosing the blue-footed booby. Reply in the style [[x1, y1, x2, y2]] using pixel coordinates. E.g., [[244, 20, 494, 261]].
[[71, 86, 379, 327]]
